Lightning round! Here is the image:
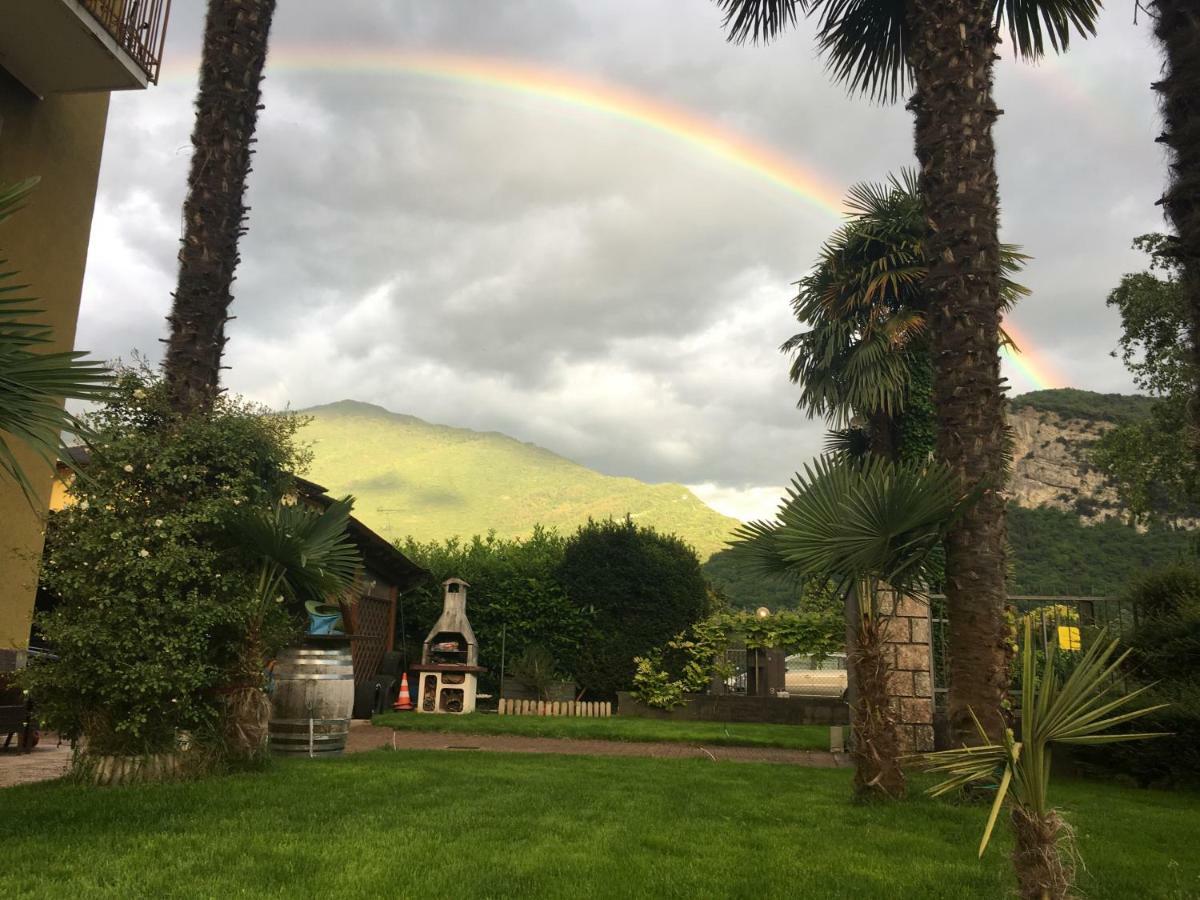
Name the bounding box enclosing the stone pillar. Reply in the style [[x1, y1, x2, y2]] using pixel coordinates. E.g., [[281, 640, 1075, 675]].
[[877, 589, 935, 752]]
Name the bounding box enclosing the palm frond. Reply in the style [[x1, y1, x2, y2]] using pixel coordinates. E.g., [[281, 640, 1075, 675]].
[[994, 0, 1100, 61], [715, 0, 804, 44], [0, 178, 113, 504], [811, 0, 910, 103], [229, 496, 363, 605], [729, 455, 972, 590]]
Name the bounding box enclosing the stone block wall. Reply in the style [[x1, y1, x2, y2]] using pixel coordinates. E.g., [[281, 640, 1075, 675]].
[[876, 590, 935, 752]]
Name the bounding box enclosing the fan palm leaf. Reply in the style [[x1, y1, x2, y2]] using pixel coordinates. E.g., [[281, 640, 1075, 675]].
[[714, 0, 1099, 101], [729, 454, 972, 592], [228, 495, 363, 608], [0, 178, 113, 504]]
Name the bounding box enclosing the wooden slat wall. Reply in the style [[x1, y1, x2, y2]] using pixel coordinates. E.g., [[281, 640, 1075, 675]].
[[497, 698, 612, 717]]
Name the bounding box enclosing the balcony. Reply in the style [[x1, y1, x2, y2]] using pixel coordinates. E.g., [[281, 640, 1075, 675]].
[[0, 0, 171, 97]]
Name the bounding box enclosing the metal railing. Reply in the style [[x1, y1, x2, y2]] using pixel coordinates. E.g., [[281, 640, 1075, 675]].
[[930, 595, 1138, 710], [79, 0, 172, 84]]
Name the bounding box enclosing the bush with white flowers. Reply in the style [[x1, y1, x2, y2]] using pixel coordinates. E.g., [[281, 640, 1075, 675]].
[[22, 366, 309, 758]]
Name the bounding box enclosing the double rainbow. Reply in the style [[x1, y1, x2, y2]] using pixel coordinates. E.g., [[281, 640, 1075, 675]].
[[163, 47, 1063, 389]]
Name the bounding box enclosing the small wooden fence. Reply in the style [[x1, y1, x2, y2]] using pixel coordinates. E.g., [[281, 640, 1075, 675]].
[[498, 698, 612, 717]]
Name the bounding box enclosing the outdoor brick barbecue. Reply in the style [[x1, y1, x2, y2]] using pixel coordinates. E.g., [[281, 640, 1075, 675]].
[[413, 578, 485, 714]]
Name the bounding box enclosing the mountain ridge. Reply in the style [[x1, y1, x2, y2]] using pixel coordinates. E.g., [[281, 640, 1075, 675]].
[[297, 399, 743, 560]]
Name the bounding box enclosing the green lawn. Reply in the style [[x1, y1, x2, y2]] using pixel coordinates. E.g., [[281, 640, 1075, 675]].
[[373, 711, 833, 750], [4, 751, 1196, 898]]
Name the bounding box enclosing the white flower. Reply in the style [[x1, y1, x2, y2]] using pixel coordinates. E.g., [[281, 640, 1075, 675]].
[[275, 595, 284, 604], [154, 519, 164, 527], [132, 389, 146, 399], [138, 549, 150, 558], [123, 464, 134, 473], [79, 500, 89, 510], [281, 493, 298, 507]]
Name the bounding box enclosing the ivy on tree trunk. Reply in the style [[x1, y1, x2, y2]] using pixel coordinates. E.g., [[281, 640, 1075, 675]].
[[164, 0, 277, 416]]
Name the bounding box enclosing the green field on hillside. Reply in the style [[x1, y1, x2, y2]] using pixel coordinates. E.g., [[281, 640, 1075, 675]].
[[298, 401, 741, 560]]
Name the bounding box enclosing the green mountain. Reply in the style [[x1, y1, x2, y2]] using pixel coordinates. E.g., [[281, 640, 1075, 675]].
[[298, 400, 742, 560]]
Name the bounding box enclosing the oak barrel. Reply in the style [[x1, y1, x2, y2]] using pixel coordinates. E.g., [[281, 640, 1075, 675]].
[[268, 637, 354, 756]]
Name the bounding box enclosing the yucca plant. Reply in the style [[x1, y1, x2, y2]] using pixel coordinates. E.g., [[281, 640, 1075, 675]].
[[221, 494, 362, 757], [730, 454, 974, 797], [0, 178, 112, 503], [915, 617, 1167, 899]]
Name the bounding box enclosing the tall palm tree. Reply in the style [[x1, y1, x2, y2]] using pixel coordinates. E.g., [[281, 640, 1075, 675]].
[[731, 454, 974, 797], [163, 0, 277, 416], [0, 179, 112, 503], [714, 0, 1098, 745], [1148, 1, 1200, 462], [784, 170, 1027, 462]]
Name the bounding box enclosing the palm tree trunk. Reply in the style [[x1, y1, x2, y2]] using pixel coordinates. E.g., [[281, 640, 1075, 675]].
[[847, 582, 906, 798], [164, 0, 277, 415], [909, 0, 1011, 745], [1010, 806, 1073, 899], [1151, 0, 1200, 462]]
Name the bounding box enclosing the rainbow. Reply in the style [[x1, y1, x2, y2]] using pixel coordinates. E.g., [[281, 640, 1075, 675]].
[[162, 48, 848, 218], [1002, 319, 1066, 390], [162, 47, 1068, 389]]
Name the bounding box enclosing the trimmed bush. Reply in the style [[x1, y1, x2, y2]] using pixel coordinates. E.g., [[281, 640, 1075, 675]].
[[558, 517, 709, 698]]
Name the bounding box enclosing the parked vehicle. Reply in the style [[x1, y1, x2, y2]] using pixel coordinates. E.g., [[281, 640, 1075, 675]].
[[784, 652, 847, 699]]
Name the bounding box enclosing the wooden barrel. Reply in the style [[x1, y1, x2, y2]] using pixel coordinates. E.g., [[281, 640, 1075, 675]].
[[268, 638, 354, 757]]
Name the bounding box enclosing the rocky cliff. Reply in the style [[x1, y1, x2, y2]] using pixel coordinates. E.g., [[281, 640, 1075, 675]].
[[1008, 405, 1122, 524]]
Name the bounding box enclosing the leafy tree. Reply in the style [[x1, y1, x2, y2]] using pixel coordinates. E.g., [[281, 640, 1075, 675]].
[[731, 455, 974, 798], [1009, 388, 1157, 425], [397, 527, 589, 687], [716, 0, 1098, 746], [0, 179, 111, 502], [22, 368, 307, 761], [557, 517, 709, 698], [703, 549, 843, 611], [164, 0, 277, 415], [1094, 235, 1200, 521]]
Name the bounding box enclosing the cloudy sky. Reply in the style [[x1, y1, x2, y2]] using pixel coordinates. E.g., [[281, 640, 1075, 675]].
[[80, 1, 1167, 521]]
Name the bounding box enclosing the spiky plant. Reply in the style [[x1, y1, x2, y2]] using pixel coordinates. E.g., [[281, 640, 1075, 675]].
[[915, 617, 1166, 899], [730, 454, 974, 797]]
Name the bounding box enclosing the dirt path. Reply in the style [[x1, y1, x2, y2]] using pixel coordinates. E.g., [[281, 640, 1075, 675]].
[[346, 722, 850, 767]]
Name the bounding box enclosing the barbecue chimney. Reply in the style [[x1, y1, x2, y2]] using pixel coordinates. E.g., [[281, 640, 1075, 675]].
[[413, 577, 484, 714]]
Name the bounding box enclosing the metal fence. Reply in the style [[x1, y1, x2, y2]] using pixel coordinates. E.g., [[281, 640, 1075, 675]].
[[80, 0, 172, 84], [930, 595, 1138, 710]]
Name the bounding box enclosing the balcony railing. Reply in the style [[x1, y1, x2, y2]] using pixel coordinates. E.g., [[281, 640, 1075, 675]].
[[79, 0, 172, 84]]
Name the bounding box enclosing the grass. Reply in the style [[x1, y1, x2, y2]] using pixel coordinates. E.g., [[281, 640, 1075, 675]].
[[372, 711, 833, 750], [3, 751, 1197, 898]]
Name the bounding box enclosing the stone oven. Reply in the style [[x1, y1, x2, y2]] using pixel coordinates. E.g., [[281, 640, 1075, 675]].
[[413, 577, 484, 714]]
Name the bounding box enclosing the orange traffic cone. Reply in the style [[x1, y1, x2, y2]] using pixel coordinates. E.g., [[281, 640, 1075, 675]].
[[393, 673, 414, 711]]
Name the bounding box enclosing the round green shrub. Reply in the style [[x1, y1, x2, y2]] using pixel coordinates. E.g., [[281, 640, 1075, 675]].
[[558, 517, 709, 698]]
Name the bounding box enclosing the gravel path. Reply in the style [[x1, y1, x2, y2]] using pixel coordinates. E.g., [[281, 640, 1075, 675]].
[[0, 740, 72, 788], [346, 721, 850, 767]]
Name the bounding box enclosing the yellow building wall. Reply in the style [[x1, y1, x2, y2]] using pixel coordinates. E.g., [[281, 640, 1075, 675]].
[[0, 67, 110, 659]]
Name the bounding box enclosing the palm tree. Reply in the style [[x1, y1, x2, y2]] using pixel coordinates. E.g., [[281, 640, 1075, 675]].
[[0, 178, 112, 503], [222, 495, 361, 757], [917, 617, 1164, 898], [1148, 1, 1200, 462], [731, 454, 974, 797], [714, 0, 1098, 746], [784, 170, 1028, 462], [163, 0, 277, 416]]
